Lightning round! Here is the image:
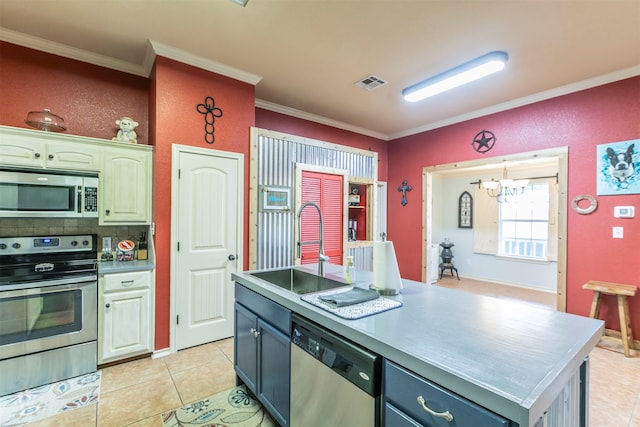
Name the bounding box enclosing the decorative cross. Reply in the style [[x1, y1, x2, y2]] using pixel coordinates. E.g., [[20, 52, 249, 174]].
[[398, 180, 412, 206], [196, 96, 223, 144]]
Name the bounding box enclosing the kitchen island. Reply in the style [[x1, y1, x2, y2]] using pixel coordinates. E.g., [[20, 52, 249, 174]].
[[232, 264, 603, 427]]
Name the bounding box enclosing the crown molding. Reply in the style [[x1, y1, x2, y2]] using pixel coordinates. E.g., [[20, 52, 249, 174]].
[[390, 65, 640, 140], [0, 28, 262, 85], [255, 99, 389, 141], [2, 27, 636, 141], [0, 27, 148, 77], [148, 40, 262, 85]]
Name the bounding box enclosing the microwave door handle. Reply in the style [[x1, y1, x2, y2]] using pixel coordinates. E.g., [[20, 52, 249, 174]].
[[77, 187, 82, 213]]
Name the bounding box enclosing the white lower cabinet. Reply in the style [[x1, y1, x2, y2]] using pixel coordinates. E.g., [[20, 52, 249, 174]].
[[99, 270, 155, 364]]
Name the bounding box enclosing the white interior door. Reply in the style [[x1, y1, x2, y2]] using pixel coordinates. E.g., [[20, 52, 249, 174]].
[[174, 147, 243, 350]]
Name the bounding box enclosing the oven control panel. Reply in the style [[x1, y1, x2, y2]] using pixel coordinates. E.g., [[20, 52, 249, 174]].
[[34, 238, 61, 247], [0, 235, 96, 255]]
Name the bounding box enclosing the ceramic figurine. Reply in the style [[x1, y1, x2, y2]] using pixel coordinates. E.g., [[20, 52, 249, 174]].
[[113, 116, 138, 143]]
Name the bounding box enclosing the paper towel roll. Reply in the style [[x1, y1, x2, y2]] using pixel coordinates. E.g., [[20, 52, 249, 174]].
[[373, 241, 403, 293]]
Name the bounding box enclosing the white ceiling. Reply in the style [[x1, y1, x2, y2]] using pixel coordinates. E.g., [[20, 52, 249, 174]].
[[1, 0, 639, 140]]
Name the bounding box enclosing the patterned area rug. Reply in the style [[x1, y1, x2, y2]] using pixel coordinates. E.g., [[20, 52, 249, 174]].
[[0, 371, 101, 426], [162, 385, 276, 427]]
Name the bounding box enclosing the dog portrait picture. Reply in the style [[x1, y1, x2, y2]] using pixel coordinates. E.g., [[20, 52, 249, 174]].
[[597, 139, 640, 195]]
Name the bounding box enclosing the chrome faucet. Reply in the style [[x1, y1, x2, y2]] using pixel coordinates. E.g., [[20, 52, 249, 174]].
[[296, 201, 330, 276]]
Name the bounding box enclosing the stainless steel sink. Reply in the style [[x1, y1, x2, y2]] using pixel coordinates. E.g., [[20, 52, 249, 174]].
[[249, 268, 348, 295]]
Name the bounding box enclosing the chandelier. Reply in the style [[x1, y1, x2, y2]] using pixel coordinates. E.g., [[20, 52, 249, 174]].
[[480, 165, 530, 202]]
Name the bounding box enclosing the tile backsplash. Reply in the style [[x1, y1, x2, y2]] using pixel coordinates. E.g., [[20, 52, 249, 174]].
[[0, 218, 149, 252]]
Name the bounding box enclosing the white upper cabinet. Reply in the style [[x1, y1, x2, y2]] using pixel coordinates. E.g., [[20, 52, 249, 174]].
[[100, 146, 152, 224], [0, 125, 153, 225], [0, 126, 102, 171], [46, 141, 103, 171]]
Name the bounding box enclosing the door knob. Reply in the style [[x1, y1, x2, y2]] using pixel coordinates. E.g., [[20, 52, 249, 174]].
[[228, 254, 236, 261]]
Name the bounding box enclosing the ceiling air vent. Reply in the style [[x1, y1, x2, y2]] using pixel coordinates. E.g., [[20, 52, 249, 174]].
[[355, 75, 387, 91]]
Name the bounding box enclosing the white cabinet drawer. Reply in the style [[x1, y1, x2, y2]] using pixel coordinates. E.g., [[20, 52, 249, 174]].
[[103, 271, 150, 292]]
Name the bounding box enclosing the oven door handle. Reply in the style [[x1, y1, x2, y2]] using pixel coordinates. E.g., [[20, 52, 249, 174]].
[[2, 275, 97, 292]]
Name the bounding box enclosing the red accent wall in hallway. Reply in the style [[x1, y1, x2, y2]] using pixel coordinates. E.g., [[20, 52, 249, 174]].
[[151, 56, 255, 350], [387, 77, 640, 334]]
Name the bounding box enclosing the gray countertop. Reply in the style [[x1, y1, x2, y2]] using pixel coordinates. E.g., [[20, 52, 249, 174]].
[[98, 259, 155, 274], [232, 263, 604, 427]]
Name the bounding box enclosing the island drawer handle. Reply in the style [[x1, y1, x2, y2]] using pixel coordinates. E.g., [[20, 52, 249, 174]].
[[417, 396, 454, 422], [121, 280, 135, 287]]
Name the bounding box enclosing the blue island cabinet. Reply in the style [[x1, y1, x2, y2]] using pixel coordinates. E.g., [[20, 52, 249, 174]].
[[234, 283, 291, 426], [384, 360, 515, 427]]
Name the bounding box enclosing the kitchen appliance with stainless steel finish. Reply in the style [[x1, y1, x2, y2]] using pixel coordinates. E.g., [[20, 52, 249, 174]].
[[0, 168, 98, 218], [290, 314, 381, 427], [0, 234, 98, 396]]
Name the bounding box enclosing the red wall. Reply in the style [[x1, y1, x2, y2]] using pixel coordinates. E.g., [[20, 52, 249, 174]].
[[256, 108, 389, 181], [387, 77, 640, 333], [150, 57, 256, 349], [0, 42, 148, 140]]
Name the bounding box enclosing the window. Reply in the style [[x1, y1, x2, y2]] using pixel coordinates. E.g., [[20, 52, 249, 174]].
[[498, 183, 550, 260]]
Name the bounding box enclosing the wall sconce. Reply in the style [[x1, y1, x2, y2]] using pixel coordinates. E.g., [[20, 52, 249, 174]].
[[402, 51, 508, 102]]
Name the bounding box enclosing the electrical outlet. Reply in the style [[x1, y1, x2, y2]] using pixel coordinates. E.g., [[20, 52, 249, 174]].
[[102, 236, 112, 250], [612, 227, 624, 238]]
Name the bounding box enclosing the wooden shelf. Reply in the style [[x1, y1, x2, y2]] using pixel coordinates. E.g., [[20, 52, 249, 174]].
[[348, 178, 374, 243]]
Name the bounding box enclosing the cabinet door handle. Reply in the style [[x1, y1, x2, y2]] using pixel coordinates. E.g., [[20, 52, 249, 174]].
[[105, 209, 111, 216], [48, 154, 54, 160], [417, 396, 453, 422], [34, 152, 41, 159], [250, 327, 260, 338], [105, 303, 111, 309]]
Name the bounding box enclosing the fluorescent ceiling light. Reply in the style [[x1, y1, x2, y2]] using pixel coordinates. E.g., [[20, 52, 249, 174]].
[[403, 51, 508, 102]]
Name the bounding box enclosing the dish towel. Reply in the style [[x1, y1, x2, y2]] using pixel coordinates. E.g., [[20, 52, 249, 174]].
[[301, 288, 402, 320], [318, 287, 380, 307]]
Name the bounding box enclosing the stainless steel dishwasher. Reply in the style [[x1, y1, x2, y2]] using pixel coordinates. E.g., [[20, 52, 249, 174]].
[[290, 314, 381, 427]]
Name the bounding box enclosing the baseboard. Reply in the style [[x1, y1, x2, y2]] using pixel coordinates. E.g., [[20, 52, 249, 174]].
[[453, 274, 557, 294], [152, 348, 172, 359], [603, 328, 639, 350]]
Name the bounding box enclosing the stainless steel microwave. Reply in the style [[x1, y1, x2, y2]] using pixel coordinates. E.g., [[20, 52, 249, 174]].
[[0, 169, 98, 218]]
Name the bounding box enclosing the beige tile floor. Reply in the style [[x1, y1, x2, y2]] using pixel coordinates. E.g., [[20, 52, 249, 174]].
[[25, 277, 640, 426], [26, 338, 237, 427]]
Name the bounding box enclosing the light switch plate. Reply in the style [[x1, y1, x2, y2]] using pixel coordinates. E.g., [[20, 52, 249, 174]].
[[613, 227, 624, 238]]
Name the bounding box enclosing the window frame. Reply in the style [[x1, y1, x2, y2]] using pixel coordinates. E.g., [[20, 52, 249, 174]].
[[497, 182, 551, 261]]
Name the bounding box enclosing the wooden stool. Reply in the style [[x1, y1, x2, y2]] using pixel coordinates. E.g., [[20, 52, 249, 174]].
[[582, 280, 637, 357]]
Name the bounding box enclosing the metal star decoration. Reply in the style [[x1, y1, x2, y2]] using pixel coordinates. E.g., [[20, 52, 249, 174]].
[[472, 130, 496, 154]]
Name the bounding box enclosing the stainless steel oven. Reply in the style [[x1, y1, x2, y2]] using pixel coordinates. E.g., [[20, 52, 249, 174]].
[[0, 234, 98, 396]]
